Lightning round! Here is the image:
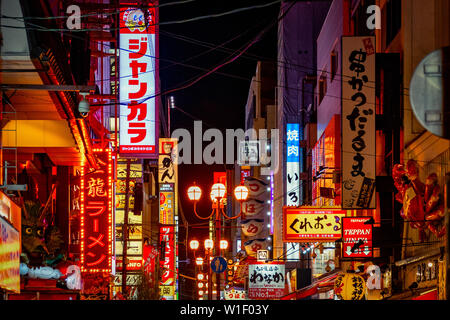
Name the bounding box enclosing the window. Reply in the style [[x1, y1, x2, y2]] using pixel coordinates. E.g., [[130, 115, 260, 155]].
[[330, 51, 338, 82], [318, 73, 327, 105]]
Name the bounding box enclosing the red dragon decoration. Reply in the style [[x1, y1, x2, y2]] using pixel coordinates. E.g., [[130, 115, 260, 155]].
[[392, 159, 446, 242]]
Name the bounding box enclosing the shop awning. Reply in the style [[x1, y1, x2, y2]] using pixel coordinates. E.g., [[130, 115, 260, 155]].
[[1, 0, 99, 169], [412, 289, 438, 300], [280, 270, 340, 300], [387, 287, 438, 300]]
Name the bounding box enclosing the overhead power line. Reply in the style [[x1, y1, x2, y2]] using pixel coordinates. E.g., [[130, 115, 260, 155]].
[[0, 0, 281, 31]]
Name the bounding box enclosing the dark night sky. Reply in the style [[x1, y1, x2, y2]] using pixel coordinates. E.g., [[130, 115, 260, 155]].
[[159, 0, 279, 225], [158, 1, 280, 297]]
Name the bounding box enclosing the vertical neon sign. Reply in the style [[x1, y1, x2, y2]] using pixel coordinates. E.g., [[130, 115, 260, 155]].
[[119, 4, 159, 158], [80, 149, 113, 273], [286, 123, 300, 206]]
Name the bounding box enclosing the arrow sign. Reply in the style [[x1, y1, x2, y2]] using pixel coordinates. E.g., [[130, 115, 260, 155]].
[[364, 246, 370, 256], [346, 246, 353, 256]]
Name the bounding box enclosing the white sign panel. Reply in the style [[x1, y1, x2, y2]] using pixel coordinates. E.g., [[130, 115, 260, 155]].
[[341, 36, 376, 209], [248, 263, 285, 299], [286, 124, 300, 206], [119, 7, 158, 157], [238, 140, 260, 166]]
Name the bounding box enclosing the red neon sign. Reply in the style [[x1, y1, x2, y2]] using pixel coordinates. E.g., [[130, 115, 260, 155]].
[[159, 226, 174, 286], [80, 149, 113, 273]]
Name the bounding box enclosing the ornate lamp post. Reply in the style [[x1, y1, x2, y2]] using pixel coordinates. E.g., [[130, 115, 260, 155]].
[[187, 183, 248, 300]]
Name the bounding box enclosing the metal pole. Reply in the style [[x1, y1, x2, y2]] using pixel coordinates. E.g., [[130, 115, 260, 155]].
[[167, 96, 171, 137], [216, 205, 221, 300], [207, 249, 212, 300], [121, 159, 131, 296]]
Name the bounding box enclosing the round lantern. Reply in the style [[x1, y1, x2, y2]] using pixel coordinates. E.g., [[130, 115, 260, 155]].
[[334, 272, 366, 300], [187, 185, 202, 201], [234, 185, 249, 201]]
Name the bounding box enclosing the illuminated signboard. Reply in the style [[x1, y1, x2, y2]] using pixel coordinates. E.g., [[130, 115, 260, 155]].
[[158, 138, 178, 299], [241, 178, 270, 258], [119, 5, 159, 158], [286, 123, 300, 206], [240, 168, 251, 185], [116, 258, 143, 271], [225, 288, 247, 300], [283, 207, 346, 242], [80, 149, 113, 273], [159, 191, 174, 224], [248, 263, 285, 299], [342, 36, 376, 209], [312, 114, 340, 207], [342, 217, 373, 258], [143, 243, 158, 275], [160, 226, 175, 286], [0, 216, 20, 293]]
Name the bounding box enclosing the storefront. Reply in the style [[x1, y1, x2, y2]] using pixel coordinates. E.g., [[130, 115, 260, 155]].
[[388, 248, 443, 300], [0, 190, 22, 299]]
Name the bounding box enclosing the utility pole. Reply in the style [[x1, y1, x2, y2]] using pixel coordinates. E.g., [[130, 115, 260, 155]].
[[215, 202, 222, 300], [121, 159, 131, 296]]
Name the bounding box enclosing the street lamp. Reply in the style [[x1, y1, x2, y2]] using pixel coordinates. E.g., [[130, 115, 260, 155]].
[[195, 257, 204, 266], [189, 239, 200, 251], [187, 185, 202, 201], [187, 183, 249, 300], [220, 240, 229, 250], [204, 239, 214, 251], [210, 183, 226, 202]]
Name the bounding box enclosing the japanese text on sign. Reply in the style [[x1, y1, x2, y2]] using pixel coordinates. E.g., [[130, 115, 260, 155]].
[[248, 263, 285, 300], [81, 149, 113, 272], [283, 207, 346, 241], [342, 36, 376, 209], [286, 123, 300, 206], [119, 7, 158, 157]]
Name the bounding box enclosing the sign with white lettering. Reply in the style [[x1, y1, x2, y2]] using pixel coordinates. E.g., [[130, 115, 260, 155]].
[[341, 36, 376, 209], [286, 123, 300, 206], [342, 217, 373, 258]]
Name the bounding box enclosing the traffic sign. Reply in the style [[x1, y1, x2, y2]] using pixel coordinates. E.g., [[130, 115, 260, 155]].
[[211, 256, 227, 273]]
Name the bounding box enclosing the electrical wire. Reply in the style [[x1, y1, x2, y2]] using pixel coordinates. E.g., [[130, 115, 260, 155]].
[[159, 29, 410, 92], [2, 8, 412, 109], [1, 0, 201, 20], [0, 0, 282, 32]]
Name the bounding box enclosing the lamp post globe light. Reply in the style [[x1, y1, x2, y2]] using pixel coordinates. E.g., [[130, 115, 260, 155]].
[[187, 183, 249, 300]]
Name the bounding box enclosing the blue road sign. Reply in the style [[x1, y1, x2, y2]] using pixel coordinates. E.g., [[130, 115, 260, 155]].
[[210, 256, 227, 274]]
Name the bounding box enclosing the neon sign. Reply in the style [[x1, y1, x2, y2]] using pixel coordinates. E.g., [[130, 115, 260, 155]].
[[80, 149, 113, 273], [119, 6, 159, 158]]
